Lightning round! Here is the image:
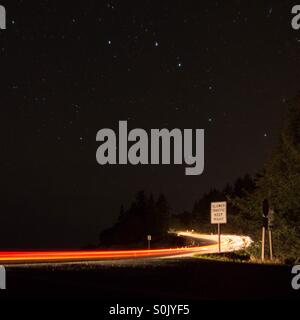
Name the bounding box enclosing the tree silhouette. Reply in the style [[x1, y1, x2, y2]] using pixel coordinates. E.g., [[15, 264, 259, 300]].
[[118, 205, 125, 222], [232, 95, 300, 261], [99, 191, 171, 248]]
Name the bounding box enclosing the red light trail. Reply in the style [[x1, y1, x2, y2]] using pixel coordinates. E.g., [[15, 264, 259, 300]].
[[0, 246, 214, 263], [0, 233, 252, 264]]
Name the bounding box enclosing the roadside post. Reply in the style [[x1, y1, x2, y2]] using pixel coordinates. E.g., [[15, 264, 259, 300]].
[[211, 202, 227, 253], [262, 199, 269, 261], [262, 199, 274, 261], [0, 266, 5, 290], [268, 209, 274, 260], [147, 235, 152, 250]]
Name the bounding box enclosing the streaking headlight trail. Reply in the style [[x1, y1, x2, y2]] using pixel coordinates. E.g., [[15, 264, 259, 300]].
[[0, 232, 252, 265]]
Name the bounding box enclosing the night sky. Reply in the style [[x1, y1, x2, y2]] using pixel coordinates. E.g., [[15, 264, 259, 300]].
[[1, 1, 300, 248]]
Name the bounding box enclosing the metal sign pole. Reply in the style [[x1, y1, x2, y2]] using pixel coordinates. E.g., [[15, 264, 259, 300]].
[[262, 199, 269, 262], [261, 226, 265, 261], [268, 209, 274, 260], [269, 229, 273, 260], [218, 223, 221, 253]]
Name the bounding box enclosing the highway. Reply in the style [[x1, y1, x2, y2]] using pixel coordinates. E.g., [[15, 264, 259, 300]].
[[0, 232, 252, 265]]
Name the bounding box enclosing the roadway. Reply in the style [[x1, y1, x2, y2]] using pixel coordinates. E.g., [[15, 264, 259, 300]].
[[0, 232, 252, 265]]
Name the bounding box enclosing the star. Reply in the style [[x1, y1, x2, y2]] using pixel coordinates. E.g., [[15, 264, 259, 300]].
[[267, 8, 273, 18], [107, 3, 115, 10]]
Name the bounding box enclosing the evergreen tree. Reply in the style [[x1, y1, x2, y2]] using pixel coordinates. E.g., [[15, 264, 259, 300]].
[[118, 205, 125, 222], [232, 95, 300, 261], [155, 194, 170, 234]]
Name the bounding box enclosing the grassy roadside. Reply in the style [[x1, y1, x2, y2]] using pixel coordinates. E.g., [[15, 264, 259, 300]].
[[194, 250, 284, 265]]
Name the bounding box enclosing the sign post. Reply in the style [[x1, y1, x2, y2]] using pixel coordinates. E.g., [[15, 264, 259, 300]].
[[261, 226, 265, 261], [218, 223, 221, 253], [211, 202, 227, 253], [269, 209, 274, 260], [147, 235, 152, 250], [262, 199, 275, 261], [0, 266, 5, 290], [262, 199, 269, 262]]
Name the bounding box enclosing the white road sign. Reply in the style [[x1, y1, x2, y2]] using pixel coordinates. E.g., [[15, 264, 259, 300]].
[[211, 202, 227, 224]]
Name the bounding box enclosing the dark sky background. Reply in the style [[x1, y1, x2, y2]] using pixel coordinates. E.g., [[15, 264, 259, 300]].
[[0, 1, 300, 248]]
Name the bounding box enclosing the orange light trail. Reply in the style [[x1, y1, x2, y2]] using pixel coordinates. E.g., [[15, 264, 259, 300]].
[[0, 233, 252, 264], [0, 244, 218, 264]]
